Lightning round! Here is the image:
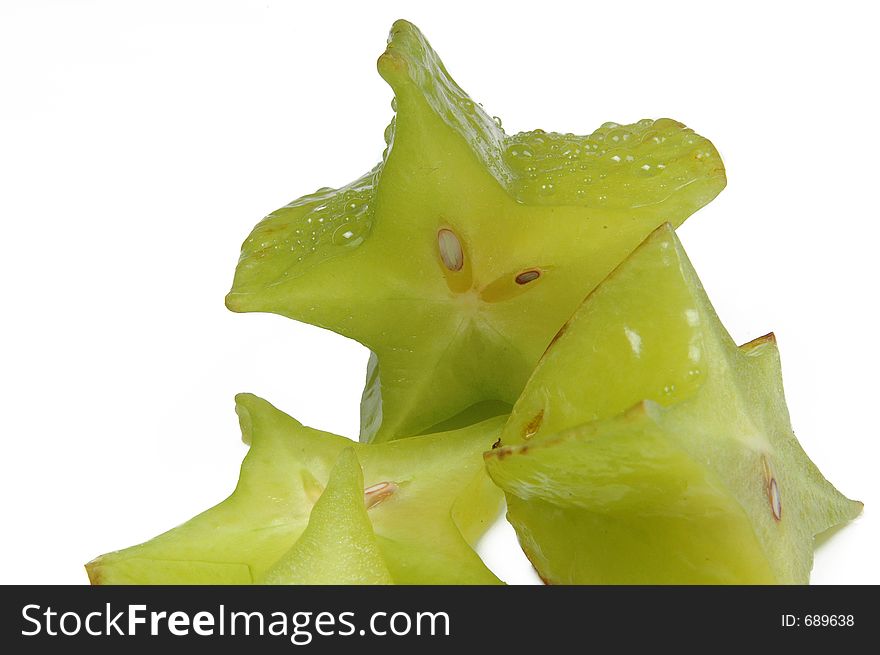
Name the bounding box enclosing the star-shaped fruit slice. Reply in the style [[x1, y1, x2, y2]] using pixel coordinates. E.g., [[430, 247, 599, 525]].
[[261, 449, 393, 584], [86, 393, 504, 585], [485, 224, 862, 584], [226, 20, 727, 442]]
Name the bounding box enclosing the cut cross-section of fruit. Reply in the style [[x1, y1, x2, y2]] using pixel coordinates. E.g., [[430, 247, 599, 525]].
[[86, 394, 504, 585], [226, 20, 727, 442], [485, 224, 862, 584], [260, 449, 393, 585]]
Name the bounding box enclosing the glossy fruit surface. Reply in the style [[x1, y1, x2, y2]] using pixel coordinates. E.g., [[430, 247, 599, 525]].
[[261, 449, 393, 584], [485, 225, 861, 584], [226, 20, 727, 442], [87, 394, 503, 585]]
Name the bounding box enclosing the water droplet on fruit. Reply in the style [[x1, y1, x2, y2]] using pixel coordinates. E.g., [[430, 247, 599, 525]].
[[332, 225, 356, 245], [624, 326, 642, 356], [390, 97, 398, 112], [438, 228, 464, 271], [364, 481, 398, 509], [506, 146, 533, 160], [606, 128, 631, 144], [515, 269, 541, 285]]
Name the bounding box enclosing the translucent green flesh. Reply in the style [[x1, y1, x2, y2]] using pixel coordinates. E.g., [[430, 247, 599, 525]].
[[507, 499, 775, 585], [491, 406, 773, 584], [87, 394, 504, 585], [261, 449, 393, 585], [487, 225, 861, 584], [227, 20, 726, 442]]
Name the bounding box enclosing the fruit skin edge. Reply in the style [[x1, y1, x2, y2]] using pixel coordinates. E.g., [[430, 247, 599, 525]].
[[485, 224, 862, 585], [89, 20, 859, 586], [225, 19, 727, 443], [260, 449, 395, 585], [86, 393, 505, 585]]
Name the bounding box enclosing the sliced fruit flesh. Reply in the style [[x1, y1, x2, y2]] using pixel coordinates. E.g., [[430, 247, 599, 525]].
[[497, 408, 776, 584], [261, 449, 393, 585], [226, 20, 727, 442], [486, 224, 861, 584], [87, 394, 504, 585]]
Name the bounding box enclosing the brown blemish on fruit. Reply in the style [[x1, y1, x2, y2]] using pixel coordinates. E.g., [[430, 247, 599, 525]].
[[543, 321, 570, 357], [364, 481, 398, 509], [492, 438, 502, 449], [515, 269, 541, 285], [740, 332, 776, 354], [489, 447, 513, 461], [523, 410, 544, 440]]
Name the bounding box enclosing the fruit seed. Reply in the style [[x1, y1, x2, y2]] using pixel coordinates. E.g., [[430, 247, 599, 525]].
[[438, 228, 464, 271]]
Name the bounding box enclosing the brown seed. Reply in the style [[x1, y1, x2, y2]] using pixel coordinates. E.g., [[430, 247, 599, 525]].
[[762, 455, 782, 522], [769, 478, 782, 521], [364, 481, 398, 509], [515, 269, 541, 285], [437, 228, 464, 271], [543, 321, 569, 356], [523, 410, 544, 440]]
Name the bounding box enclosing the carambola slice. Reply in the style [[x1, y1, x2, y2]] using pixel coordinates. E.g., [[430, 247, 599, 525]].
[[226, 20, 727, 442], [261, 449, 393, 585], [87, 394, 504, 585], [485, 224, 861, 584]]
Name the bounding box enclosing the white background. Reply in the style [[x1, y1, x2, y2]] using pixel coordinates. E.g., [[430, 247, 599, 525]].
[[1, 0, 878, 585]]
